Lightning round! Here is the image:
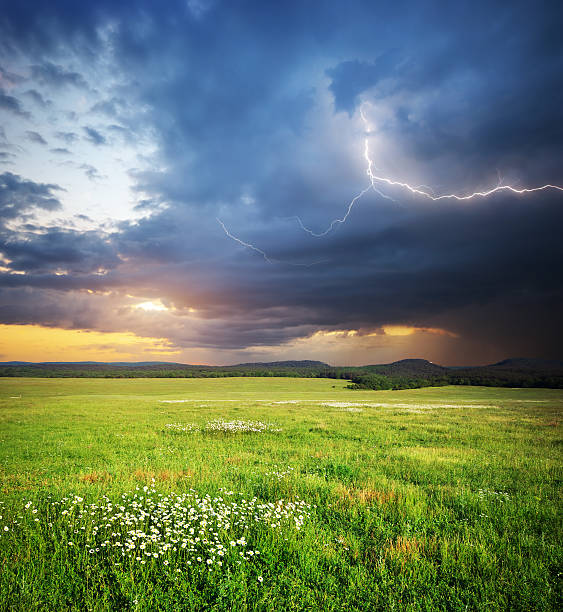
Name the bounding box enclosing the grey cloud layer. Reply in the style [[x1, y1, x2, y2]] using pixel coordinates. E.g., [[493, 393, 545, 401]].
[[0, 0, 562, 363], [30, 61, 88, 89], [0, 172, 62, 220], [25, 130, 47, 145], [0, 89, 29, 117], [82, 127, 107, 146]]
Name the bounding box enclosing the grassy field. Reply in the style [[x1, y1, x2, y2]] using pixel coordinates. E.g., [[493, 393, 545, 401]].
[[0, 377, 561, 611]]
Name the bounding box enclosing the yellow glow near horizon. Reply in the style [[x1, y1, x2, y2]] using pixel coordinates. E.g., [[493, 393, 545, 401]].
[[312, 326, 457, 339], [310, 330, 358, 339], [0, 324, 180, 362], [382, 325, 458, 337], [133, 301, 168, 312], [382, 325, 416, 336]]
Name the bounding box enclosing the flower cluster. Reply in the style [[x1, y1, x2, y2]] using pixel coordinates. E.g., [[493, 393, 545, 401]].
[[162, 420, 282, 434], [10, 487, 312, 572], [164, 423, 199, 433], [321, 402, 367, 409], [205, 420, 281, 433], [477, 488, 510, 501], [264, 466, 295, 481]]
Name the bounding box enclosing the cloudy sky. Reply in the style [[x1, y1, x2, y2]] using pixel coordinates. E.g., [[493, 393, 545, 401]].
[[0, 0, 562, 365]]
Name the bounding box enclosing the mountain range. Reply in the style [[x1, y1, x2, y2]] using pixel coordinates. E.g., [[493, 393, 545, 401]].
[[1, 357, 562, 377]]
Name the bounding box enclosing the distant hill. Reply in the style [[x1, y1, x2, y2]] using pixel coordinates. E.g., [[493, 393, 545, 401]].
[[230, 360, 330, 369], [0, 360, 332, 378], [0, 360, 329, 368], [363, 359, 448, 377], [0, 361, 31, 365], [490, 358, 563, 370], [445, 358, 563, 389], [0, 356, 561, 388]]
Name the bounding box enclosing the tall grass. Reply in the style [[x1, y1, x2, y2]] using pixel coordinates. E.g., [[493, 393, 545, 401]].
[[0, 378, 561, 610]]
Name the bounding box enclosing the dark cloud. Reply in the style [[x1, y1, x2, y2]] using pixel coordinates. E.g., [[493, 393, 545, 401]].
[[0, 189, 561, 361], [0, 0, 561, 363], [0, 89, 29, 118], [78, 163, 103, 181], [82, 126, 107, 146], [0, 151, 15, 164], [49, 147, 71, 155], [1, 227, 120, 274], [30, 61, 88, 89], [327, 55, 400, 115], [23, 89, 51, 107], [325, 6, 563, 185], [54, 131, 78, 144], [0, 65, 25, 87], [0, 171, 63, 221], [90, 97, 127, 118], [25, 130, 47, 145]]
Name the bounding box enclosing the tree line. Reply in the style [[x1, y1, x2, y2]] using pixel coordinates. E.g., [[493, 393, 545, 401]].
[[1, 363, 562, 388]]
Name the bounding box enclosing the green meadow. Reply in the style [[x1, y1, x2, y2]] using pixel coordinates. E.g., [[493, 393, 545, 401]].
[[0, 377, 561, 611]]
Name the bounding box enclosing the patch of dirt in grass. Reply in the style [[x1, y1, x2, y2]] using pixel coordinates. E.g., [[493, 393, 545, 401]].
[[335, 484, 397, 505], [80, 471, 112, 484], [383, 536, 432, 561]]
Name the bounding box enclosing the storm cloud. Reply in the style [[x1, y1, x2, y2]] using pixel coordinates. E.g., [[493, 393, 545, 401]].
[[0, 0, 562, 364]]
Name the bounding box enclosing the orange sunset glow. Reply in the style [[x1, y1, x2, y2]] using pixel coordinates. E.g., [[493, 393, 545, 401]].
[[0, 324, 180, 362]]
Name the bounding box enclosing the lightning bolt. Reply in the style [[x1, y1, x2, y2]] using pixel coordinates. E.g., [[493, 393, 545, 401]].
[[216, 218, 274, 264], [292, 104, 394, 238], [219, 102, 562, 261], [366, 167, 563, 201], [216, 217, 327, 266], [289, 186, 372, 238], [296, 102, 563, 237]]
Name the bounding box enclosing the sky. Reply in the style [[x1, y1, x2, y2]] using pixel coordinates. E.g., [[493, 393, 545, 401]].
[[0, 0, 562, 366]]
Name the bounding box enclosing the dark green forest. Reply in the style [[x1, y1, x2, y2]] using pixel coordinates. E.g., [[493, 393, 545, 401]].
[[1, 358, 562, 389]]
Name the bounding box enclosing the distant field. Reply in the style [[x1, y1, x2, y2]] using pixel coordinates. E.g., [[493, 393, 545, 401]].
[[0, 378, 561, 611]]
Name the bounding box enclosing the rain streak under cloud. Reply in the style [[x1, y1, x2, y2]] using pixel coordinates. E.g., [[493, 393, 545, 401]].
[[0, 0, 562, 365]]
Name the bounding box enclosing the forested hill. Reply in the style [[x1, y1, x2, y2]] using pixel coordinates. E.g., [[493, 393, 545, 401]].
[[346, 358, 563, 389], [0, 358, 561, 388], [490, 358, 563, 370], [229, 360, 329, 369], [361, 359, 448, 377], [0, 359, 331, 369], [0, 360, 333, 379]]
